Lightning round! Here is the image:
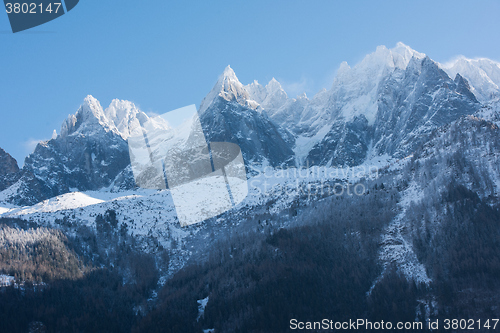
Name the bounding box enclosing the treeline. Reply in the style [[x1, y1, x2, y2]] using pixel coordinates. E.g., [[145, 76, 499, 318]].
[[2, 180, 497, 332], [410, 183, 500, 325], [0, 269, 143, 332], [0, 220, 85, 282], [0, 213, 161, 333], [402, 115, 500, 325], [134, 186, 428, 333]]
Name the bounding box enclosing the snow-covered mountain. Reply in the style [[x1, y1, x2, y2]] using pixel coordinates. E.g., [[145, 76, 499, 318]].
[[369, 56, 479, 158], [214, 43, 479, 167], [199, 66, 295, 168], [2, 96, 170, 205], [279, 43, 426, 135], [2, 43, 500, 330], [279, 43, 479, 165], [245, 77, 288, 112], [0, 42, 493, 207]]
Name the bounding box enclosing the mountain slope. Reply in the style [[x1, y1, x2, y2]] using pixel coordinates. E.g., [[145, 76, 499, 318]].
[[371, 56, 479, 158]]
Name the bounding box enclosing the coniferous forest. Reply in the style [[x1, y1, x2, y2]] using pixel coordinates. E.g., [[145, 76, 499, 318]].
[[1, 169, 499, 332]]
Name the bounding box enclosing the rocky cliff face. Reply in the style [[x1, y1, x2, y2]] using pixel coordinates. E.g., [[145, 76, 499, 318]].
[[263, 43, 480, 166], [199, 66, 296, 169], [370, 57, 479, 159], [0, 147, 20, 191]]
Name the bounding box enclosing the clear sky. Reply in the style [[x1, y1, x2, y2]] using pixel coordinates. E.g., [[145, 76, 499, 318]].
[[1, 0, 499, 165]]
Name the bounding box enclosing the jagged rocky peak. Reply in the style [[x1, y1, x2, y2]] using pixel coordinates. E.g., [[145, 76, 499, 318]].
[[60, 95, 112, 138], [390, 42, 426, 69], [454, 72, 470, 87], [367, 52, 480, 159], [105, 99, 142, 126], [333, 42, 425, 86], [404, 55, 442, 80], [59, 96, 169, 140], [219, 65, 249, 102], [245, 80, 267, 103], [326, 43, 427, 126], [265, 77, 285, 96], [263, 78, 288, 109], [13, 96, 136, 205], [454, 73, 478, 102], [196, 67, 296, 168], [299, 43, 481, 166], [0, 147, 19, 178], [410, 55, 473, 95], [336, 61, 351, 77], [199, 65, 291, 114], [199, 65, 251, 113], [246, 77, 288, 111], [440, 56, 500, 102], [104, 99, 166, 139]]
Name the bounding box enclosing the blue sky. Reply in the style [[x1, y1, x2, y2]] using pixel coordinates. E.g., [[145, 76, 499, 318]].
[[1, 0, 499, 164]]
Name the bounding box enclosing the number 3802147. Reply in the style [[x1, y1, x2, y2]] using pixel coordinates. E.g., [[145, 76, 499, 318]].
[[5, 3, 62, 14]]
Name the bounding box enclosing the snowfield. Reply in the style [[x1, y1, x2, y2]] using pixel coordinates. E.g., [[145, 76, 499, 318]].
[[0, 158, 391, 249]]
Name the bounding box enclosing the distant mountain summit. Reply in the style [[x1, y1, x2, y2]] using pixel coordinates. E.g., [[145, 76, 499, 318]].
[[1, 96, 150, 205], [198, 65, 296, 168], [440, 56, 500, 102], [267, 43, 480, 165]]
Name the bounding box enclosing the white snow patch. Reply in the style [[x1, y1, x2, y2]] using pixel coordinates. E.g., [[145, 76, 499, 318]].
[[6, 192, 105, 216], [370, 182, 431, 293], [293, 124, 331, 165], [0, 207, 13, 215], [197, 296, 209, 321], [0, 275, 15, 287]]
